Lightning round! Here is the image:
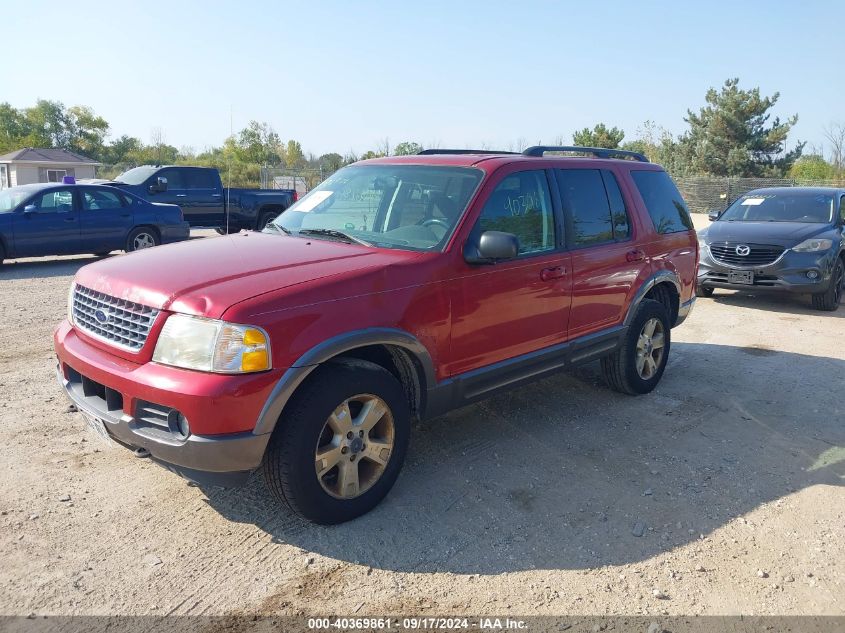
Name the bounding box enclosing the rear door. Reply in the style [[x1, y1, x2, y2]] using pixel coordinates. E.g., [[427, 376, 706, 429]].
[[79, 186, 134, 253], [556, 168, 651, 338], [12, 188, 81, 257], [447, 169, 572, 375], [184, 168, 224, 226]]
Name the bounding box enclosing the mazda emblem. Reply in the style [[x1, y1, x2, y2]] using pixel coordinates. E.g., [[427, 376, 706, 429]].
[[735, 244, 751, 256]]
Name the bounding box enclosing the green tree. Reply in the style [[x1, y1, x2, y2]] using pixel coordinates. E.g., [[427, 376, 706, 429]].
[[318, 152, 343, 172], [789, 155, 836, 180], [285, 140, 304, 168], [572, 123, 625, 149], [66, 105, 109, 159], [679, 78, 803, 177], [393, 141, 423, 155]]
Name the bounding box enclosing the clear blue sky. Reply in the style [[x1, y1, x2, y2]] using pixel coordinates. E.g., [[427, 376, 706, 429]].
[[4, 0, 843, 157]]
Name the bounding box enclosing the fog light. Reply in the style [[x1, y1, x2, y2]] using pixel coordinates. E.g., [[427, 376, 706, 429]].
[[167, 410, 190, 438], [806, 270, 819, 280]]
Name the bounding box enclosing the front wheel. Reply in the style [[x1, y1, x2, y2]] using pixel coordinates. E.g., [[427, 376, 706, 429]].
[[601, 299, 671, 395], [256, 211, 278, 231], [811, 259, 843, 312], [125, 227, 160, 252], [262, 359, 410, 524]]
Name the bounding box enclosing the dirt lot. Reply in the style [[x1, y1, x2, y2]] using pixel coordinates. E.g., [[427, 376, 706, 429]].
[[0, 219, 843, 619]]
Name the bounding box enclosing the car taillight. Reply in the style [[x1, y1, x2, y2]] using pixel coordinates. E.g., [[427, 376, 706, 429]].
[[292, 191, 299, 202]]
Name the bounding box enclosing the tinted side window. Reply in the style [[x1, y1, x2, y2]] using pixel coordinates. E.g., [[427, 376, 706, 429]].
[[32, 189, 74, 212], [603, 170, 630, 239], [82, 188, 124, 210], [477, 170, 555, 255], [185, 169, 216, 189], [631, 170, 693, 234], [840, 195, 845, 222], [157, 169, 185, 189], [557, 169, 614, 246]]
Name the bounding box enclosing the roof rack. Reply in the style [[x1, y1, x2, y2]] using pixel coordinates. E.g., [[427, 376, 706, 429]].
[[417, 149, 518, 155], [522, 145, 649, 162]]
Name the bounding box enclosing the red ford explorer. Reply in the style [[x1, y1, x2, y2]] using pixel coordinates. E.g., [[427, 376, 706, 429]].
[[55, 147, 698, 524]]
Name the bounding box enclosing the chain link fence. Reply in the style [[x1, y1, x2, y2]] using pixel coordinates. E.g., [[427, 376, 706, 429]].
[[676, 176, 845, 214], [94, 164, 844, 212]]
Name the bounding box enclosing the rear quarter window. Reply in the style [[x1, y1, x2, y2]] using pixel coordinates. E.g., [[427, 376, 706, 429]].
[[630, 170, 693, 234]]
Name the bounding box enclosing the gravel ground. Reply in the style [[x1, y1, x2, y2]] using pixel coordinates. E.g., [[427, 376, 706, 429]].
[[0, 220, 843, 618]]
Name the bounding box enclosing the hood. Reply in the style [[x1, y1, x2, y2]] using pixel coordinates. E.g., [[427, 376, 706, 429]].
[[702, 220, 833, 247], [74, 232, 420, 318]]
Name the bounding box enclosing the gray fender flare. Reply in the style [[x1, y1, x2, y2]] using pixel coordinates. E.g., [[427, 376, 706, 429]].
[[623, 270, 682, 327], [252, 327, 436, 436]]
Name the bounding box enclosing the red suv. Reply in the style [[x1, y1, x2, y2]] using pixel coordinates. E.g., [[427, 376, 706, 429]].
[[54, 146, 698, 524]]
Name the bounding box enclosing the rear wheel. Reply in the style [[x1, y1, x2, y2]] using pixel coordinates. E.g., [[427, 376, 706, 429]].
[[696, 284, 714, 298], [601, 299, 671, 395], [811, 259, 844, 311], [125, 227, 159, 252], [263, 359, 410, 524], [256, 211, 277, 231]]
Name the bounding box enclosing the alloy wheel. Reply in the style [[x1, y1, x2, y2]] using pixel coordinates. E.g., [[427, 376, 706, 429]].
[[636, 317, 666, 380], [133, 233, 156, 250], [314, 394, 395, 499]]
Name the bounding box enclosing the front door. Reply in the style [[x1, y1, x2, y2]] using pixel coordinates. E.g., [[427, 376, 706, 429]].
[[448, 169, 572, 376], [13, 187, 81, 257], [79, 187, 135, 253]]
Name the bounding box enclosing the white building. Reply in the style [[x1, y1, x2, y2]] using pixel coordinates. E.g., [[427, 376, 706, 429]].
[[0, 148, 100, 189]]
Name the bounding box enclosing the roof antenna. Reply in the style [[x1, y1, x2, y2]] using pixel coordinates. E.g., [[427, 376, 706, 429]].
[[225, 105, 233, 234]]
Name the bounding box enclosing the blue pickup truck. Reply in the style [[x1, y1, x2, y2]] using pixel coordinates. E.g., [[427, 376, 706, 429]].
[[102, 165, 296, 232]]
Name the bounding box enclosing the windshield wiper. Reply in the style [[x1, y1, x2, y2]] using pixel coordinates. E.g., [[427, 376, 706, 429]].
[[297, 228, 371, 246], [263, 222, 291, 235]]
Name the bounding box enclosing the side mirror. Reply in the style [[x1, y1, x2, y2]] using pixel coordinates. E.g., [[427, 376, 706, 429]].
[[149, 176, 168, 194], [707, 210, 721, 222], [23, 204, 37, 215], [464, 230, 520, 265]]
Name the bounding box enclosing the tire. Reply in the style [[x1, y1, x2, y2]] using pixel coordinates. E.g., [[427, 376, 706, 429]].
[[601, 299, 671, 395], [262, 359, 411, 524], [125, 227, 160, 252], [811, 258, 843, 312], [256, 211, 277, 231], [696, 284, 714, 298]]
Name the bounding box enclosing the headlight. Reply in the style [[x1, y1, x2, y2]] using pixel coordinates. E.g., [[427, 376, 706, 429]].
[[792, 238, 833, 252], [67, 282, 76, 325], [152, 314, 271, 373]]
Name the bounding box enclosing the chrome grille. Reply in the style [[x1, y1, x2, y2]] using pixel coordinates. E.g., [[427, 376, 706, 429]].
[[708, 242, 785, 267], [72, 284, 159, 351]]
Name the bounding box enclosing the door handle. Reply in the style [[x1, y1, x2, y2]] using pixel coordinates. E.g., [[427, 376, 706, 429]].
[[211, 194, 222, 198], [626, 248, 646, 262], [540, 266, 567, 281], [64, 217, 76, 223], [176, 194, 187, 198], [120, 214, 130, 218]]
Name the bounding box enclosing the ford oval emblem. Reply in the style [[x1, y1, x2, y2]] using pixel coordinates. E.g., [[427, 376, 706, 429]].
[[94, 309, 109, 324]]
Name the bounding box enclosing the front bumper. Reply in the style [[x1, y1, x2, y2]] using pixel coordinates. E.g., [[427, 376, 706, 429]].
[[54, 321, 279, 487], [698, 246, 838, 294]]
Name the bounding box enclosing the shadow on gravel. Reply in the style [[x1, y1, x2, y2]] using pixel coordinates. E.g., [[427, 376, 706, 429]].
[[0, 256, 101, 280], [202, 342, 844, 574], [708, 290, 845, 319]]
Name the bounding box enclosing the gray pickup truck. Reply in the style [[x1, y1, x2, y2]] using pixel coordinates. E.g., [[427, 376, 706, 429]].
[[103, 165, 297, 232]]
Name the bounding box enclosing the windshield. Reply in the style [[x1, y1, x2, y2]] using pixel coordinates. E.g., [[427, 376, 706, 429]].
[[719, 191, 834, 223], [114, 166, 158, 185], [272, 164, 483, 251], [0, 188, 32, 212]]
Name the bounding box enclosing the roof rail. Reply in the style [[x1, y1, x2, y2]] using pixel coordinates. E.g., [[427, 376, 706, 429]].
[[522, 145, 649, 162], [417, 149, 518, 155]]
